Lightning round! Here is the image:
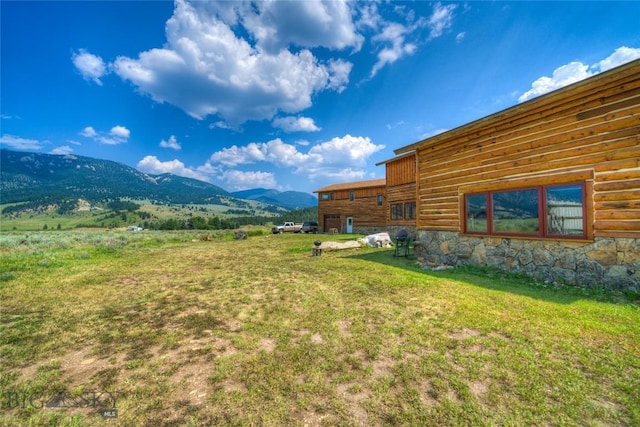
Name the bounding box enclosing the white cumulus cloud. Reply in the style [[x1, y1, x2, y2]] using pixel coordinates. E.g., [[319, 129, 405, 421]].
[[209, 138, 305, 167], [111, 0, 355, 125], [207, 134, 384, 182], [307, 134, 385, 167], [272, 116, 321, 133], [160, 135, 181, 150], [218, 169, 277, 191], [0, 134, 44, 150], [80, 125, 130, 145], [519, 62, 593, 102], [196, 161, 220, 175], [110, 125, 130, 139], [238, 0, 363, 53], [137, 155, 209, 182], [83, 1, 460, 126], [80, 126, 97, 138], [597, 46, 640, 72], [519, 46, 640, 102], [209, 144, 262, 167], [72, 49, 107, 85], [49, 145, 74, 155]]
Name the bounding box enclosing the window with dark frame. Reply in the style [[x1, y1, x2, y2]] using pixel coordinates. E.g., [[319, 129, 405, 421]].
[[391, 204, 403, 220], [377, 195, 383, 206], [404, 202, 416, 220], [464, 183, 586, 239], [349, 191, 355, 201]]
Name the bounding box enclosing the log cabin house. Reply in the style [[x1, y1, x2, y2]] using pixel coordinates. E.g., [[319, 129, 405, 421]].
[[314, 179, 386, 234], [394, 59, 640, 289], [314, 152, 418, 235]]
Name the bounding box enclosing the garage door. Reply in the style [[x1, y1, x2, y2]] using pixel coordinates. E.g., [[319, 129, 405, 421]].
[[324, 214, 341, 232]]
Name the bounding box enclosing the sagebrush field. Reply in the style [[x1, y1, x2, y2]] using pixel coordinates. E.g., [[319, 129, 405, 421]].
[[1, 230, 639, 426]]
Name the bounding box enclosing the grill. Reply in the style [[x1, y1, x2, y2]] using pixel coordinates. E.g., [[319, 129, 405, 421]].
[[394, 229, 411, 257]]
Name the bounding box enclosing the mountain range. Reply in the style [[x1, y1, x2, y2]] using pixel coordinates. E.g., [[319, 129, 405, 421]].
[[0, 149, 317, 210], [230, 188, 317, 209]]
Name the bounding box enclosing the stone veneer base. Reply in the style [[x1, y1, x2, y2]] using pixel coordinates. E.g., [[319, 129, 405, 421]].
[[413, 231, 639, 291]]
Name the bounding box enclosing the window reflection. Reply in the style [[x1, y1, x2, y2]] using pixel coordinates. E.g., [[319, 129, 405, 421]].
[[464, 183, 586, 239], [492, 189, 539, 234], [466, 194, 487, 233], [546, 185, 584, 236]]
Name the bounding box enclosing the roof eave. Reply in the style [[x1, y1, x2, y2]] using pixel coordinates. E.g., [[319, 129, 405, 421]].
[[375, 150, 415, 166]]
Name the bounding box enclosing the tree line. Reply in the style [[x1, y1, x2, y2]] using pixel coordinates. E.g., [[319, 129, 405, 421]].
[[143, 207, 318, 231]]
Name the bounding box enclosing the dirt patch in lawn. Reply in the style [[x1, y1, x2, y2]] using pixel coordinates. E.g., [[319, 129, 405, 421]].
[[336, 382, 369, 424], [258, 337, 275, 352], [448, 328, 481, 340], [62, 347, 126, 387], [336, 319, 352, 337]]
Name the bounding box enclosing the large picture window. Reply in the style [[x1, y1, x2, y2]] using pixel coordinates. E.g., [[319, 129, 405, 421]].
[[464, 183, 586, 239]]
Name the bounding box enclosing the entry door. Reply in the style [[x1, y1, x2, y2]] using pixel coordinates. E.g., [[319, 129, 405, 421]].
[[346, 217, 353, 234]]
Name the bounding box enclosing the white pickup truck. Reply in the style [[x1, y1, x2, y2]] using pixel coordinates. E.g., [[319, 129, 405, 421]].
[[271, 221, 303, 234]]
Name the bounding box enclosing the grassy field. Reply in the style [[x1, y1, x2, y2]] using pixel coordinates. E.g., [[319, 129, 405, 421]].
[[1, 230, 639, 426]]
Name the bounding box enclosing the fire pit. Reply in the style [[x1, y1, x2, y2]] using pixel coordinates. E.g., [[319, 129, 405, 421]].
[[312, 240, 322, 256]]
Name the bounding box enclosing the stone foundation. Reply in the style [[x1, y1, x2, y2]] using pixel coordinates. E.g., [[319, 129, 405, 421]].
[[414, 231, 640, 291]]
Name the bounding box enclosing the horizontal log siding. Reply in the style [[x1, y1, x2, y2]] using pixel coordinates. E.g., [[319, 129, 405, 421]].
[[318, 185, 387, 231], [414, 63, 640, 237], [387, 183, 416, 202]]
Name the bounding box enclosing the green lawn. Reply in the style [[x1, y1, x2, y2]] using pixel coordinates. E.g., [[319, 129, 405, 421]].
[[1, 231, 638, 426]]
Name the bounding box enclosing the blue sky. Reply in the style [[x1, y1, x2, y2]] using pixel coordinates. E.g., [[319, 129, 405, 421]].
[[2, 1, 639, 195]]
